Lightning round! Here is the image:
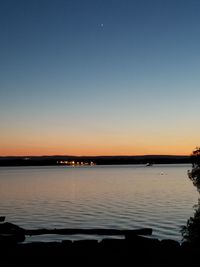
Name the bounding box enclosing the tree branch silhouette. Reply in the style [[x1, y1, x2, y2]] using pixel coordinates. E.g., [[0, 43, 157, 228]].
[[182, 147, 200, 243]]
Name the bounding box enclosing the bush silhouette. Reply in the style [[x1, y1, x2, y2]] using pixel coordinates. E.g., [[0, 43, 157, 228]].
[[182, 147, 200, 243]]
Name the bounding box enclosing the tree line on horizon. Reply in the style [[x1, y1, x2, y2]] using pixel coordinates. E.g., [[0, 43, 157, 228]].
[[0, 155, 191, 166]]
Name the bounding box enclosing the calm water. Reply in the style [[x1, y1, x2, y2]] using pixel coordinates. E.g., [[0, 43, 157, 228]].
[[0, 164, 198, 242]]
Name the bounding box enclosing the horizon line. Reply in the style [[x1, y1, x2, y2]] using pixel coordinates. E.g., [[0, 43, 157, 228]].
[[0, 154, 191, 158]]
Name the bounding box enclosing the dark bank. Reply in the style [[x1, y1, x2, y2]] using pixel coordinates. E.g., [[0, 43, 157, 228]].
[[0, 155, 190, 167], [0, 218, 199, 267]]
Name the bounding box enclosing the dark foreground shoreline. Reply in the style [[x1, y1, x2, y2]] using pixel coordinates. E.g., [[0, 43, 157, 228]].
[[0, 155, 190, 167], [0, 220, 199, 267], [1, 235, 200, 266]]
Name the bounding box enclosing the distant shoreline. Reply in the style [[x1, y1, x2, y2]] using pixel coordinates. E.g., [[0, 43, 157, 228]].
[[0, 155, 191, 167]]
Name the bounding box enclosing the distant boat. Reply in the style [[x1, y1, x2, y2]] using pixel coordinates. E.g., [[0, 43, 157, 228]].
[[146, 163, 153, 166]]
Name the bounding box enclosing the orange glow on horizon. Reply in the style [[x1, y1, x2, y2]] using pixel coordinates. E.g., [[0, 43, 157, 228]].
[[0, 145, 192, 157], [0, 132, 196, 157]]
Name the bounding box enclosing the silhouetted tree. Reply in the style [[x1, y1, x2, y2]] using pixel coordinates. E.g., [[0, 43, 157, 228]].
[[182, 147, 200, 243], [191, 147, 200, 168], [188, 147, 200, 189], [181, 199, 200, 243]]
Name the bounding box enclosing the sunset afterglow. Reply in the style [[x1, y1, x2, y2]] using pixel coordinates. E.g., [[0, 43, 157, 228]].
[[1, 0, 200, 156]]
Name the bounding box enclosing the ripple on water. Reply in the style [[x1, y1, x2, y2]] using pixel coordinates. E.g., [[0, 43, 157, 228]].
[[0, 164, 197, 242]]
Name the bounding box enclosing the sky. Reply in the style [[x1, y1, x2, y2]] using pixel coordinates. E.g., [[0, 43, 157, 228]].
[[0, 0, 200, 156]]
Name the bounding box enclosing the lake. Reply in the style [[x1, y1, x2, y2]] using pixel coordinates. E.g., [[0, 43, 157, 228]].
[[0, 164, 198, 242]]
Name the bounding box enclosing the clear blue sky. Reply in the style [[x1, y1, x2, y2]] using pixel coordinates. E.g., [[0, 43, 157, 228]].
[[0, 0, 200, 156]]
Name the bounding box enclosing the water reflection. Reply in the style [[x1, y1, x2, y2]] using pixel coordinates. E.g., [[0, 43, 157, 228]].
[[0, 164, 196, 241]]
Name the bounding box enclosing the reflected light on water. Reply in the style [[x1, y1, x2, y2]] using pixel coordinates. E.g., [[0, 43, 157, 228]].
[[0, 164, 197, 241]]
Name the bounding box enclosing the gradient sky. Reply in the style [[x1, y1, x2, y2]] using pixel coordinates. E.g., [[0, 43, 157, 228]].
[[1, 0, 200, 156]]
